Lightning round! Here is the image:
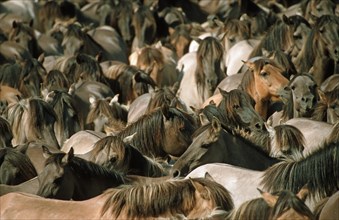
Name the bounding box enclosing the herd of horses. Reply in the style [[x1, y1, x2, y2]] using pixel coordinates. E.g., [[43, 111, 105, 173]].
[[0, 0, 338, 219]]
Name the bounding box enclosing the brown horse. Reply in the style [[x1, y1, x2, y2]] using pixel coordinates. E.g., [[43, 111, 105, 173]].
[[43, 90, 81, 147], [86, 96, 128, 133], [0, 117, 13, 148], [230, 187, 314, 220], [4, 98, 59, 148], [0, 85, 21, 115], [103, 62, 156, 105], [294, 15, 339, 86], [177, 36, 225, 109], [240, 58, 289, 120], [0, 176, 234, 219], [118, 106, 197, 159], [312, 87, 339, 124], [134, 43, 179, 87], [301, 0, 336, 25]]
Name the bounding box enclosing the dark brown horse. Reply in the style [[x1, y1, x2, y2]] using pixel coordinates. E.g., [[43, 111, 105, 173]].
[[79, 135, 168, 177], [0, 116, 13, 148], [0, 147, 37, 185], [37, 147, 131, 200], [118, 106, 197, 159], [104, 62, 156, 105], [294, 15, 339, 86]]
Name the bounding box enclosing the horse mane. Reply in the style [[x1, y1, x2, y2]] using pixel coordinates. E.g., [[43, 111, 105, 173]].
[[137, 46, 165, 69], [8, 21, 35, 41], [265, 49, 297, 78], [100, 177, 234, 218], [0, 117, 13, 147], [250, 20, 293, 57], [273, 124, 305, 154], [90, 135, 167, 177], [218, 89, 256, 128], [220, 18, 250, 39], [261, 141, 339, 200], [42, 70, 69, 91], [271, 190, 314, 219], [229, 198, 271, 220], [0, 148, 37, 180], [312, 87, 339, 122], [87, 98, 127, 124], [298, 15, 339, 72], [195, 37, 224, 93], [146, 87, 183, 113], [117, 109, 166, 157], [45, 151, 126, 181]]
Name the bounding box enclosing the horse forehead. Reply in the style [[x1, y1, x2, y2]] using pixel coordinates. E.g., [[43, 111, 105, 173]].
[[276, 209, 311, 220]]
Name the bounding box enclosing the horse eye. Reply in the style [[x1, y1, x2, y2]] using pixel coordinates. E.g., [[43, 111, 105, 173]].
[[53, 177, 62, 185], [291, 86, 295, 90], [260, 72, 268, 77]]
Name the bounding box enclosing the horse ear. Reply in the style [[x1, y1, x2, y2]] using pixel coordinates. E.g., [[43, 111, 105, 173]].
[[242, 60, 255, 71], [211, 116, 221, 133], [199, 113, 210, 125], [42, 145, 53, 159], [218, 88, 228, 96], [123, 132, 137, 144], [38, 53, 45, 64], [89, 96, 96, 105], [192, 37, 202, 45], [154, 41, 162, 49], [297, 184, 309, 201], [134, 71, 157, 88], [68, 83, 75, 96], [161, 105, 172, 120], [190, 178, 210, 200], [282, 14, 289, 25], [110, 94, 119, 106], [62, 147, 74, 164], [204, 172, 215, 182], [258, 188, 278, 207], [317, 89, 326, 102]]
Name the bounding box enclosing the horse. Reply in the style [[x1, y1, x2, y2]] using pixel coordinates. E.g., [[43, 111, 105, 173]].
[[171, 118, 280, 177], [0, 147, 37, 185], [294, 15, 339, 86], [185, 163, 263, 208], [0, 117, 13, 148], [239, 58, 289, 120], [0, 176, 234, 219], [320, 73, 339, 92], [79, 134, 169, 177], [37, 147, 131, 200], [229, 187, 314, 220], [0, 85, 21, 111], [176, 36, 225, 109], [40, 69, 70, 97], [134, 43, 179, 87], [131, 3, 157, 51], [261, 140, 339, 207], [315, 191, 339, 220], [0, 176, 39, 196], [61, 130, 106, 155], [127, 85, 190, 124], [43, 90, 81, 147], [4, 97, 59, 148], [7, 20, 43, 59], [86, 95, 128, 133], [284, 118, 334, 155], [68, 80, 115, 130], [0, 56, 45, 98], [117, 106, 197, 159], [312, 87, 339, 124], [54, 22, 126, 62], [269, 73, 318, 125], [301, 0, 336, 25], [103, 62, 156, 105]]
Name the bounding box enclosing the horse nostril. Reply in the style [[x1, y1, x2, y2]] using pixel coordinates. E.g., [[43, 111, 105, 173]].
[[255, 123, 263, 130], [172, 170, 180, 178]]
